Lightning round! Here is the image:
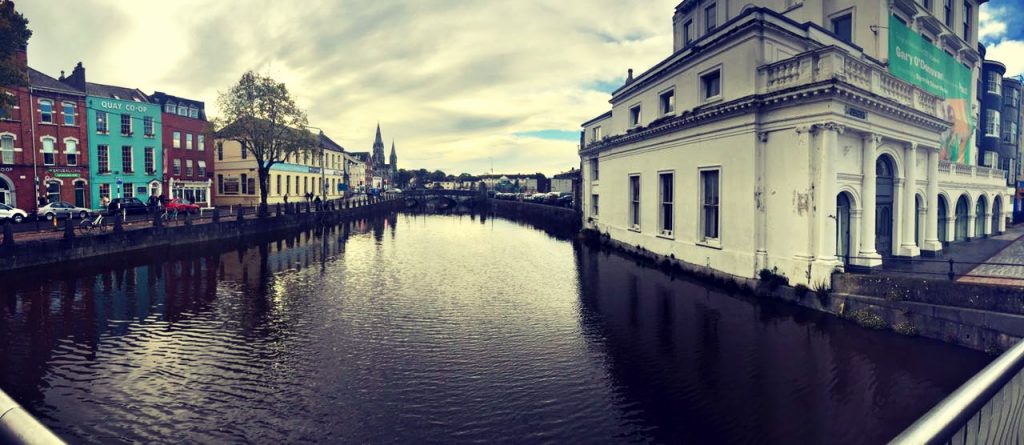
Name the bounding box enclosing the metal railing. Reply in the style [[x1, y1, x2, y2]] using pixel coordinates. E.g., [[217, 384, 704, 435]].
[[840, 255, 1024, 283], [0, 390, 65, 444], [891, 338, 1024, 444]]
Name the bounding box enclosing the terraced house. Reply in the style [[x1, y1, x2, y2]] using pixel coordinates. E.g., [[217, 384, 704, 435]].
[[61, 63, 162, 208], [150, 92, 214, 207], [580, 0, 1009, 286]]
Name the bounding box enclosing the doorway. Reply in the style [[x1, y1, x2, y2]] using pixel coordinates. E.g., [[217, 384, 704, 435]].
[[938, 196, 948, 243], [74, 181, 86, 208], [955, 195, 969, 241], [875, 156, 896, 257], [992, 197, 1002, 234], [975, 196, 987, 238], [836, 192, 852, 264]]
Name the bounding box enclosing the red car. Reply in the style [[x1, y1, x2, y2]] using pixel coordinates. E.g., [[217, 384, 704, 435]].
[[165, 199, 200, 214]]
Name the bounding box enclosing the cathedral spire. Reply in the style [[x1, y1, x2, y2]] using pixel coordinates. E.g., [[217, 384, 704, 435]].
[[374, 123, 383, 147]]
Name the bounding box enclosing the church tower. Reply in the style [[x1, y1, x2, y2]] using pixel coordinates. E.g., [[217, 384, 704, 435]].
[[372, 123, 386, 171], [390, 140, 398, 180]]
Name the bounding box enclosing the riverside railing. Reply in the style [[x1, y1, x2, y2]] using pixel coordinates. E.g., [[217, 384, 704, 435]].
[[841, 255, 1024, 283], [0, 389, 65, 444], [891, 338, 1024, 444]]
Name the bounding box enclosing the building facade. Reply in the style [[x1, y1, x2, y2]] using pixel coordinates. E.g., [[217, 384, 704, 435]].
[[580, 1, 1008, 286], [369, 124, 397, 189], [551, 168, 579, 194], [478, 173, 550, 193], [343, 152, 367, 192], [150, 92, 214, 206]]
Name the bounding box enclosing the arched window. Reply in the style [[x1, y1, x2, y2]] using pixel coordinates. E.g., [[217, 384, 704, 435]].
[[41, 137, 56, 166], [0, 133, 14, 165], [65, 138, 78, 166], [39, 99, 54, 123]]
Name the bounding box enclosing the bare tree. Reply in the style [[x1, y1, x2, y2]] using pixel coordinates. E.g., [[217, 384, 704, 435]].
[[213, 71, 314, 214]]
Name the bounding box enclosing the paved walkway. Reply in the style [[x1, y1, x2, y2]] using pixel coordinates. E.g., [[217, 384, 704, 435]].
[[871, 224, 1024, 282]]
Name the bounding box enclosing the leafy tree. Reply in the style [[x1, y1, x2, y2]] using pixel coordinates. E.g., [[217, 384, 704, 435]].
[[457, 173, 477, 182], [429, 170, 447, 182], [0, 1, 31, 111], [214, 71, 313, 213], [396, 169, 413, 188]]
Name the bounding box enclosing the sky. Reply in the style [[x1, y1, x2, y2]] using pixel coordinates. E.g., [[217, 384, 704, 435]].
[[15, 0, 1022, 176], [16, 0, 678, 176]]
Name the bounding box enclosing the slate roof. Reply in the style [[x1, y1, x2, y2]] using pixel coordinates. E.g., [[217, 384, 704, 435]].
[[84, 82, 149, 102], [28, 68, 84, 96]]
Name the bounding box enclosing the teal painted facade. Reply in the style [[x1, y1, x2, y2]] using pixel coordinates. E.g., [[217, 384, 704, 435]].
[[85, 96, 163, 208]]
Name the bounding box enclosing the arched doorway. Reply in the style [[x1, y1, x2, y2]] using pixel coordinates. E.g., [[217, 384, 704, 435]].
[[74, 181, 86, 208], [955, 195, 970, 241], [937, 196, 948, 243], [992, 196, 1002, 234], [914, 194, 923, 246], [975, 195, 988, 238], [0, 176, 11, 206], [46, 181, 61, 204], [876, 155, 896, 257], [836, 192, 853, 264]]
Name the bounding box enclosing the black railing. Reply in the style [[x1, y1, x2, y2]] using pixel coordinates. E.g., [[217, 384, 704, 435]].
[[840, 254, 1024, 283]]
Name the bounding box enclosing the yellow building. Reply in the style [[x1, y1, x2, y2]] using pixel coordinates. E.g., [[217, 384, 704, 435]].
[[214, 132, 348, 207]]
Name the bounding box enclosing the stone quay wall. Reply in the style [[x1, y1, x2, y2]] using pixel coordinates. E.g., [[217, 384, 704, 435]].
[[0, 197, 404, 274], [488, 199, 581, 234]]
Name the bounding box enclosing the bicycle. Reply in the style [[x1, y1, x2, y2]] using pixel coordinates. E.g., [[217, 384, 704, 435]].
[[78, 214, 107, 234], [161, 208, 179, 223]]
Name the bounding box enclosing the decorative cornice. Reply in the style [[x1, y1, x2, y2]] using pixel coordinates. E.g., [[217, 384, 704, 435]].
[[813, 121, 846, 134], [862, 133, 883, 144]]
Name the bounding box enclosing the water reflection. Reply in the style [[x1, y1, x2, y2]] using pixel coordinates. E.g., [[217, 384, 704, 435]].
[[0, 213, 991, 444]]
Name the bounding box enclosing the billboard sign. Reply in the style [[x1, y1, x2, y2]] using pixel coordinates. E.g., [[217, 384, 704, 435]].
[[888, 15, 975, 164]]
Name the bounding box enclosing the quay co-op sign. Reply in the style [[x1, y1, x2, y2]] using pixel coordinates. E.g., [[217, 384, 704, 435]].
[[99, 100, 149, 113]]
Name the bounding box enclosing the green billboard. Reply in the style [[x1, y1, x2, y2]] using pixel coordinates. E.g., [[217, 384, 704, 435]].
[[888, 15, 975, 164]]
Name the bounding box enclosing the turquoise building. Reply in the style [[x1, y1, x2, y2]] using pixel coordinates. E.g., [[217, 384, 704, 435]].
[[84, 84, 163, 208]]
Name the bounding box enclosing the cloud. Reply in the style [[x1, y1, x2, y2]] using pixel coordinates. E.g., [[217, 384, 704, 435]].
[[979, 4, 1008, 42], [17, 0, 677, 175]]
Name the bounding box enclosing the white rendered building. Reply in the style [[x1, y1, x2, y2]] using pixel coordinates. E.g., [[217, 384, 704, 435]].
[[580, 0, 1009, 286]]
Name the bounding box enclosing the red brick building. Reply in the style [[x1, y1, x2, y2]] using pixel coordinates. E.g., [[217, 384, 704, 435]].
[[0, 48, 90, 212], [150, 92, 214, 206]]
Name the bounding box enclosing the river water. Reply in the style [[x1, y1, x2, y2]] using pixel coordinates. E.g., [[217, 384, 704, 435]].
[[0, 212, 992, 444]]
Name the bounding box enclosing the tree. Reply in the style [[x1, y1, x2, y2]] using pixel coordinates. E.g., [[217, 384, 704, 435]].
[[214, 71, 313, 214], [396, 169, 413, 188], [0, 1, 31, 111], [429, 170, 447, 182]]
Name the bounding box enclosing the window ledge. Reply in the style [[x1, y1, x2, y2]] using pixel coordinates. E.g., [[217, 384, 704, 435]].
[[656, 233, 675, 240], [703, 95, 723, 105], [628, 227, 641, 233], [697, 239, 722, 250]]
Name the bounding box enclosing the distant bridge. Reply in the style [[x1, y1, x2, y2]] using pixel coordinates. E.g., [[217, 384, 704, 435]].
[[402, 189, 484, 209]]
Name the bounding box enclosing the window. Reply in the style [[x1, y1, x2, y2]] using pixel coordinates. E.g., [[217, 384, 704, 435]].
[[683, 20, 693, 45], [173, 131, 181, 149], [173, 159, 182, 176], [701, 169, 720, 240], [591, 194, 599, 216], [286, 175, 291, 194], [65, 139, 78, 166], [944, 0, 954, 26], [186, 133, 193, 150], [920, 0, 931, 10], [241, 174, 248, 194], [186, 160, 194, 177], [831, 14, 852, 44], [122, 146, 133, 172], [39, 99, 54, 123], [188, 107, 198, 119], [217, 142, 223, 160], [1006, 122, 1018, 144], [96, 111, 108, 133], [629, 175, 641, 229], [99, 183, 111, 201], [144, 147, 154, 174], [277, 175, 282, 195], [97, 145, 110, 173], [42, 137, 55, 165], [177, 105, 187, 116], [46, 181, 59, 204], [143, 116, 154, 137], [241, 141, 248, 159], [164, 103, 175, 113], [590, 157, 599, 181], [591, 126, 602, 142], [629, 105, 641, 127], [660, 90, 675, 115], [963, 2, 971, 41], [198, 160, 207, 177], [987, 72, 1002, 94], [247, 177, 256, 195], [702, 69, 721, 101], [198, 135, 205, 151], [62, 102, 76, 126], [217, 175, 224, 194], [1, 134, 13, 164], [120, 114, 132, 135], [704, 3, 716, 32], [123, 182, 134, 199], [659, 172, 674, 235], [985, 109, 1000, 136]]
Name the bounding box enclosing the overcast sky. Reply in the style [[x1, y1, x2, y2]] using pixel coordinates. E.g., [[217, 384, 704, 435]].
[[16, 1, 1017, 176]]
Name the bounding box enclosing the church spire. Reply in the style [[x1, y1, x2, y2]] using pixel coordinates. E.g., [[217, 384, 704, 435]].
[[390, 140, 396, 157], [374, 123, 383, 147]]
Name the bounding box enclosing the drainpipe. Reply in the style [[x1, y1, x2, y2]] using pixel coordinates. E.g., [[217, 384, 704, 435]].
[[28, 89, 39, 226]]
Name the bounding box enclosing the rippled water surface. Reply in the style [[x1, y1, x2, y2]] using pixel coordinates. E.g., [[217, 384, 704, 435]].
[[0, 212, 992, 444]]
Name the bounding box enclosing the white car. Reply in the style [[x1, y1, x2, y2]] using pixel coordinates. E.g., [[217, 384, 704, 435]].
[[37, 201, 92, 221], [0, 203, 28, 223]]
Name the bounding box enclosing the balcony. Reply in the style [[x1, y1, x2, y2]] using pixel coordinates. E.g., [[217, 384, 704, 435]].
[[939, 160, 1010, 187], [758, 47, 942, 118]]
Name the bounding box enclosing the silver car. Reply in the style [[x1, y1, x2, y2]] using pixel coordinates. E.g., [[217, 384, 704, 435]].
[[37, 201, 91, 221], [0, 203, 28, 223]]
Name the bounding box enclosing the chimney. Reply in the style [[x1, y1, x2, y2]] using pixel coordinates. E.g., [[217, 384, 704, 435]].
[[626, 68, 634, 84], [63, 62, 86, 91]]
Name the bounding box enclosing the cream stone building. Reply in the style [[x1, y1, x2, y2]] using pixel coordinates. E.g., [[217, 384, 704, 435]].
[[580, 0, 1009, 286], [215, 131, 348, 207]]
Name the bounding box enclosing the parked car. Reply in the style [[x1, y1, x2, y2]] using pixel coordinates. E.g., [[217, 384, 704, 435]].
[[165, 199, 200, 214], [107, 198, 148, 216], [38, 201, 92, 220], [557, 195, 573, 207], [0, 203, 28, 223]]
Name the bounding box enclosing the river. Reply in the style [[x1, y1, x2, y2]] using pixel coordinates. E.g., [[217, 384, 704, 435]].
[[0, 212, 992, 444]]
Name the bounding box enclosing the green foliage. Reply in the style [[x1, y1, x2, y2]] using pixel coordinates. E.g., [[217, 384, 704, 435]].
[[758, 267, 788, 289], [849, 309, 887, 330], [0, 1, 32, 109], [884, 286, 909, 302], [893, 321, 918, 336]]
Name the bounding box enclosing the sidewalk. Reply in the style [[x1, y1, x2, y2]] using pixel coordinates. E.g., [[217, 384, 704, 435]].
[[871, 224, 1024, 281]]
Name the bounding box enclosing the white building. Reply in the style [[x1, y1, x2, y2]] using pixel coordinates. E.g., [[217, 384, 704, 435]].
[[344, 152, 367, 193], [580, 0, 1010, 286]]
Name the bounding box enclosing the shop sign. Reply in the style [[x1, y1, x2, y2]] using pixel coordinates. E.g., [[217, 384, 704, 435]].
[[99, 100, 150, 114], [47, 167, 81, 178]]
